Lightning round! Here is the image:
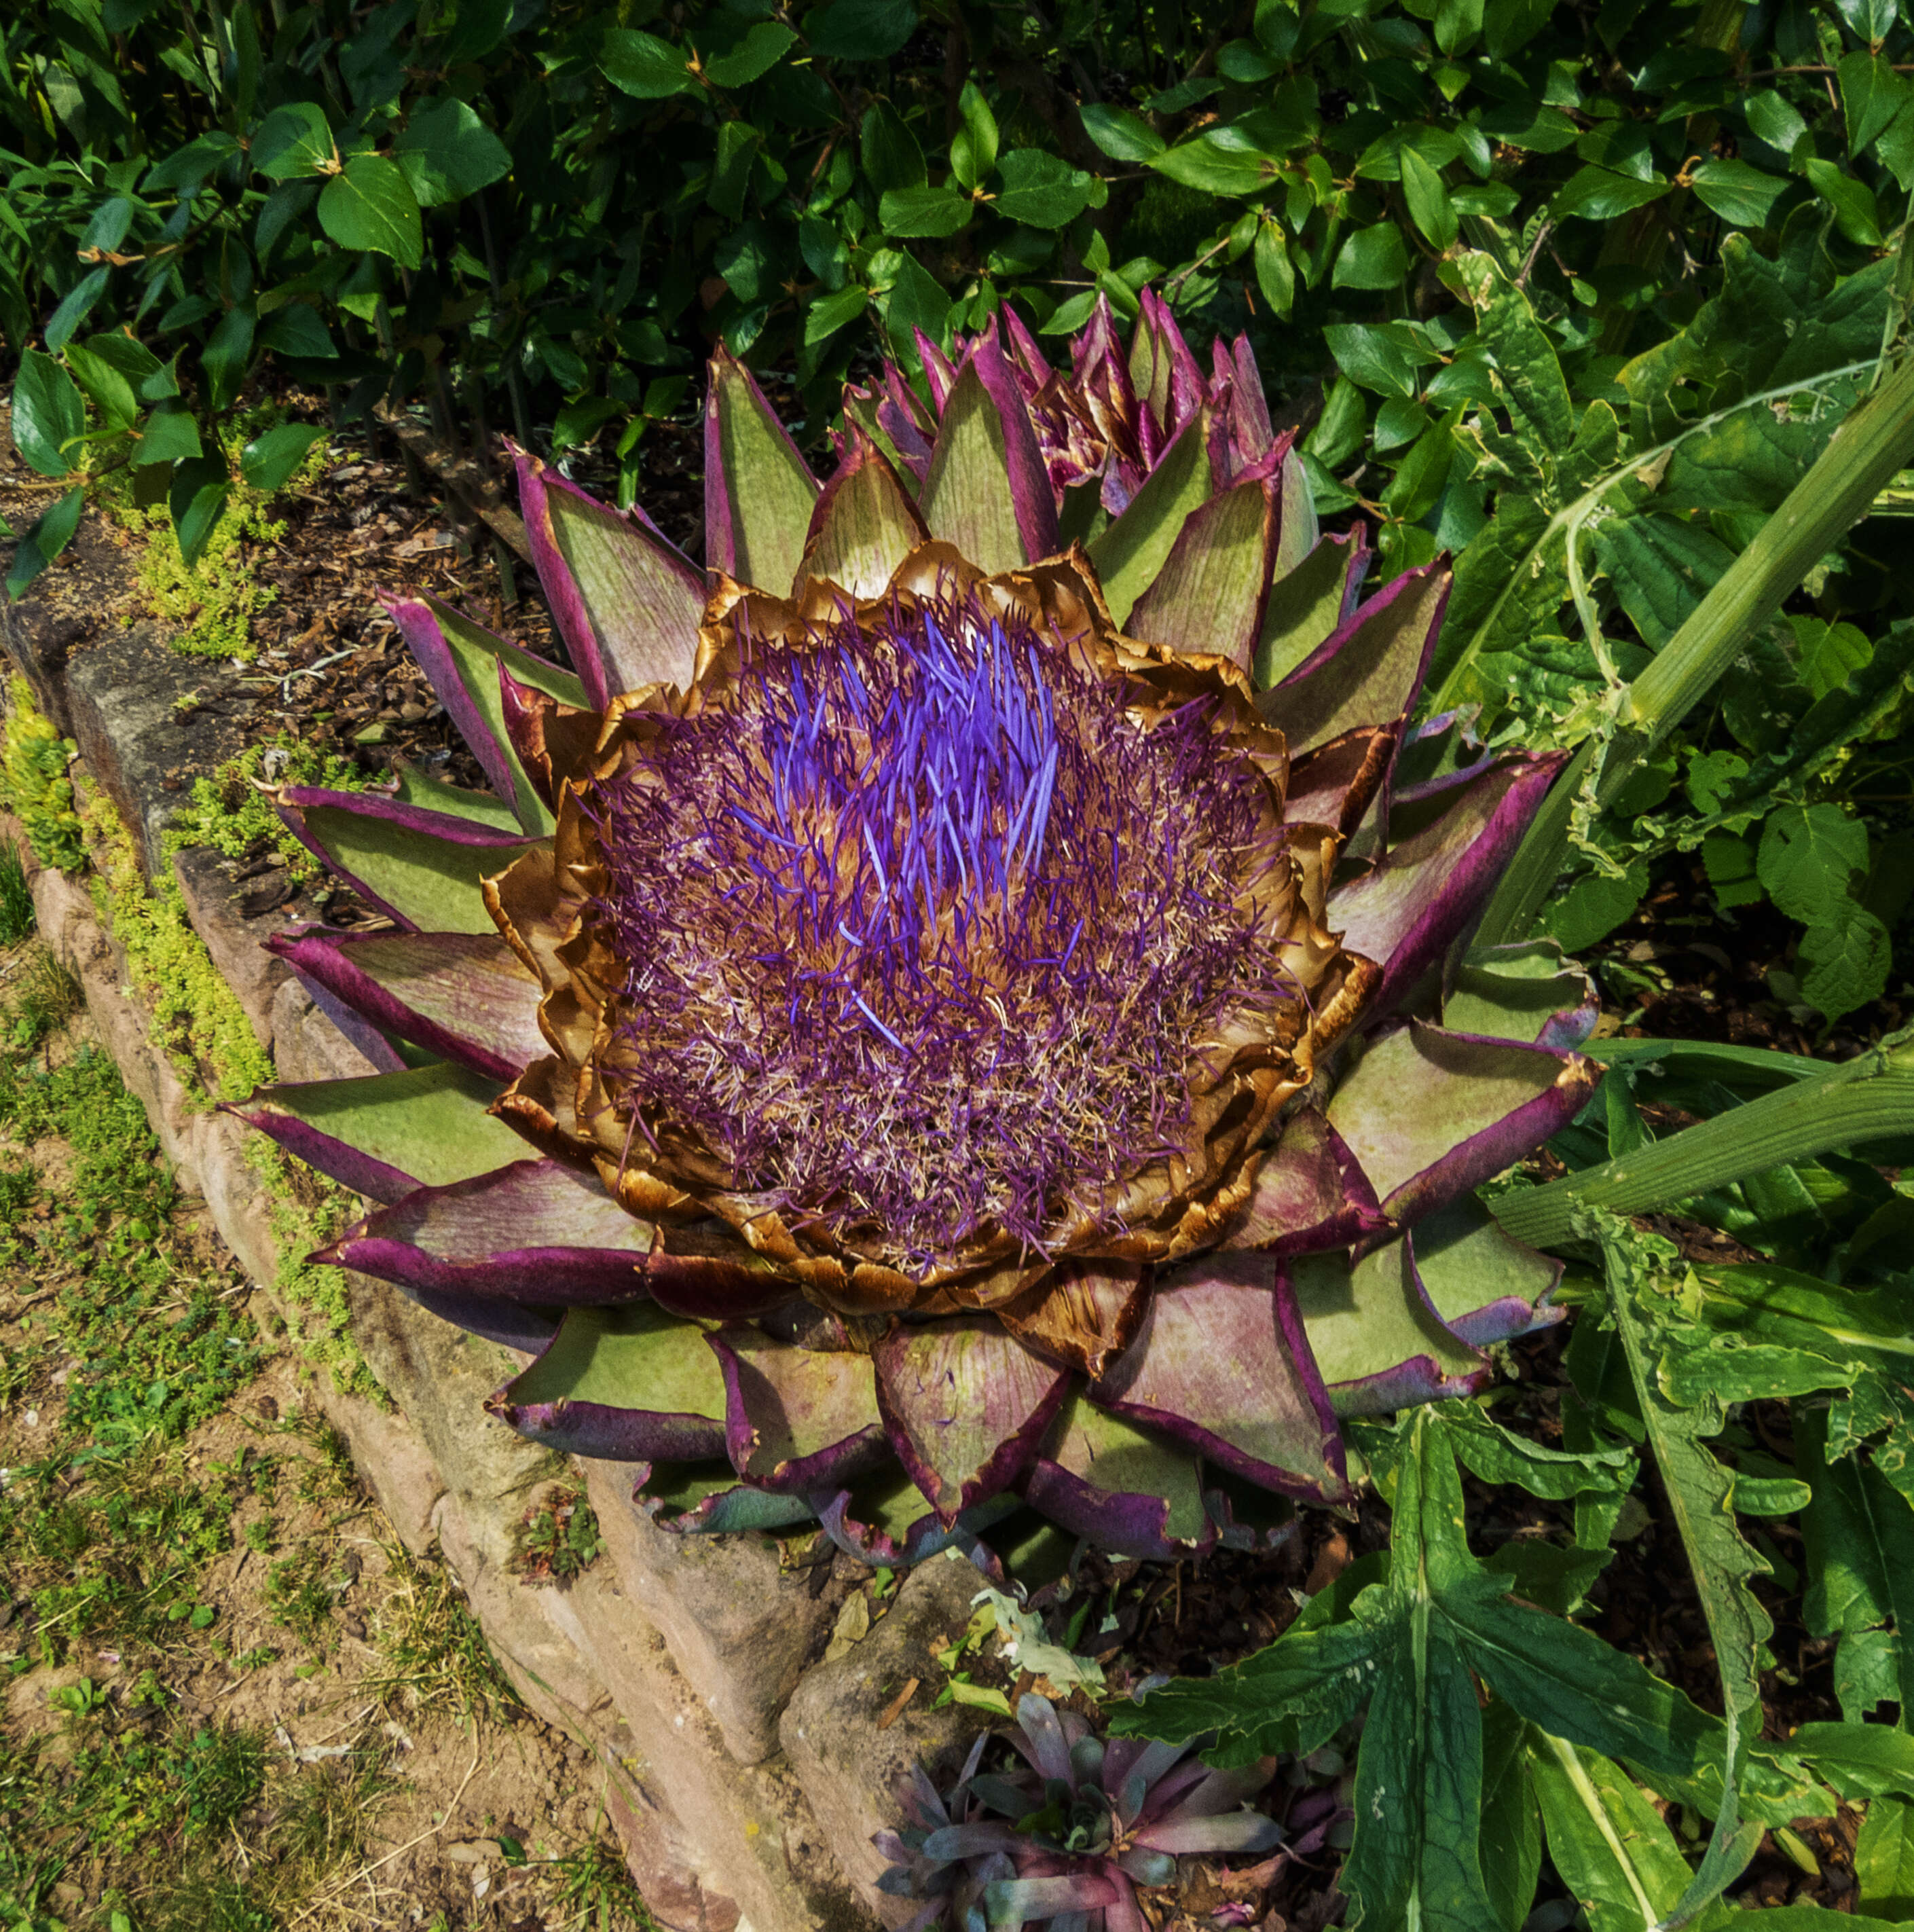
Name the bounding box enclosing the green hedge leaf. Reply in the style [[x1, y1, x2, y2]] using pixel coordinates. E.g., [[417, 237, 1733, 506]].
[[393, 96, 512, 205], [12, 350, 86, 478], [251, 101, 334, 179], [317, 153, 424, 268]]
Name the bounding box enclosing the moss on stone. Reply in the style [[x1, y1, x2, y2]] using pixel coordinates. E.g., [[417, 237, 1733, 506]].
[[1, 674, 87, 874], [168, 735, 365, 883], [77, 780, 386, 1400]]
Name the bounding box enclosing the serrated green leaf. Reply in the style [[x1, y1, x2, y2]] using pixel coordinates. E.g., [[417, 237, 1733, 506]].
[[392, 96, 511, 206], [601, 28, 696, 97], [1602, 1233, 1771, 1728], [1080, 102, 1162, 163], [1801, 1403, 1914, 1738], [241, 422, 326, 494], [703, 20, 796, 88], [12, 350, 86, 478], [251, 100, 333, 179], [1757, 803, 1868, 926], [1799, 898, 1892, 1023], [317, 153, 423, 268], [992, 150, 1094, 229]]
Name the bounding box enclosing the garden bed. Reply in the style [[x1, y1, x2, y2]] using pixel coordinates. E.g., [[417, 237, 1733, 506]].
[[1, 422, 1897, 1931]]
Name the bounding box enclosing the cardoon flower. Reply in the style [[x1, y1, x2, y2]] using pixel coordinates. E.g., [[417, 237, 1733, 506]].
[[873, 1693, 1281, 1931], [235, 314, 1596, 1571], [853, 290, 1287, 520]]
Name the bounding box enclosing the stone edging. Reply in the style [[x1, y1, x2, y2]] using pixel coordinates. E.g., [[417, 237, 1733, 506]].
[[3, 559, 986, 1932]]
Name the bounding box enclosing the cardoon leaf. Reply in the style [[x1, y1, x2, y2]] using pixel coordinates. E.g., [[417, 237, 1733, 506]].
[[1441, 941, 1596, 1049], [802, 433, 930, 596], [1325, 1021, 1597, 1228], [705, 344, 821, 596], [1287, 1240, 1487, 1417], [275, 788, 547, 934], [230, 1063, 525, 1204], [265, 928, 546, 1081], [982, 1875, 1120, 1920], [1086, 411, 1213, 625], [1327, 753, 1565, 1012], [710, 1326, 889, 1491], [637, 1463, 819, 1534], [1089, 1256, 1350, 1501], [918, 351, 1059, 574], [388, 766, 528, 833], [321, 1157, 659, 1304], [1124, 474, 1279, 671], [1253, 526, 1372, 689], [518, 460, 704, 702], [1231, 1107, 1386, 1258], [493, 1304, 730, 1461], [1025, 1394, 1215, 1559], [390, 587, 591, 831], [1132, 1813, 1283, 1855], [1260, 562, 1448, 753], [873, 1319, 1069, 1522], [1410, 1195, 1564, 1347], [813, 1479, 1020, 1567]]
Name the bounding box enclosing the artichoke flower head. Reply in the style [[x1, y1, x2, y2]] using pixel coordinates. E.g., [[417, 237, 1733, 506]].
[[242, 302, 1598, 1571]]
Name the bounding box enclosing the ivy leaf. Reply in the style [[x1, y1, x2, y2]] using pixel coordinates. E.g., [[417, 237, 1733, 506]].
[[317, 154, 424, 269], [992, 151, 1094, 228], [392, 97, 512, 206], [12, 350, 87, 477]]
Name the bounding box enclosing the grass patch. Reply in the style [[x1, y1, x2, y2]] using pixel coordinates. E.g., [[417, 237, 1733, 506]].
[[365, 1540, 521, 1726], [0, 845, 32, 945]]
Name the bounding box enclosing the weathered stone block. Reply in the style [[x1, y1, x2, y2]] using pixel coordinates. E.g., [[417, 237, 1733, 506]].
[[58, 622, 253, 877], [781, 1554, 991, 1926], [585, 1459, 847, 1767]]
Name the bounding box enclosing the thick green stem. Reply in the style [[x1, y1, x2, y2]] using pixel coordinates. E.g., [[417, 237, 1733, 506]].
[[1490, 1029, 1914, 1247], [1475, 350, 1914, 946]]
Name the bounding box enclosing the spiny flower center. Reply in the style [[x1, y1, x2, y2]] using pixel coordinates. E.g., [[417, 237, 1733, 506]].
[[585, 592, 1293, 1273]]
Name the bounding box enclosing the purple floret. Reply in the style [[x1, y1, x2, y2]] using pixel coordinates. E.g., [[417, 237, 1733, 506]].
[[581, 587, 1293, 1273]]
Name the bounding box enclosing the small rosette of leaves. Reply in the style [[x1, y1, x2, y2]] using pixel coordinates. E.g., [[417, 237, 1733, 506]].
[[874, 1693, 1281, 1930]]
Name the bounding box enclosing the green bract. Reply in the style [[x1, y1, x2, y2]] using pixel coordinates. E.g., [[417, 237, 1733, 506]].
[[238, 308, 1598, 1572]]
